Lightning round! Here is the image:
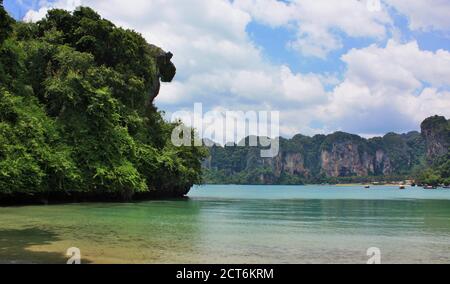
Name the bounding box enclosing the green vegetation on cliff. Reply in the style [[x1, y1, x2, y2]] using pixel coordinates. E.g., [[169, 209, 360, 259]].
[[415, 116, 450, 186], [0, 4, 206, 203], [204, 117, 448, 185]]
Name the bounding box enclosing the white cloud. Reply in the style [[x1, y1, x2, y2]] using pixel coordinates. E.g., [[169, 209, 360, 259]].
[[342, 40, 450, 90], [23, 0, 81, 22], [288, 24, 343, 59], [386, 0, 450, 31], [232, 0, 295, 27], [21, 0, 450, 140], [235, 0, 392, 58], [280, 66, 327, 105], [321, 40, 450, 134]]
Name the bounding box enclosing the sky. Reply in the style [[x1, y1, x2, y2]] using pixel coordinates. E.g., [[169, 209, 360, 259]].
[[4, 0, 450, 141]]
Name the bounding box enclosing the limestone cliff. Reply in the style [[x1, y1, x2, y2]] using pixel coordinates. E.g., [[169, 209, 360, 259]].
[[320, 144, 374, 177], [421, 116, 450, 162], [148, 45, 176, 104], [203, 117, 446, 184]]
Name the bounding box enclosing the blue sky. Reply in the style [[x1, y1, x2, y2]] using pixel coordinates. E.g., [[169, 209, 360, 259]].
[[4, 0, 450, 139], [4, 0, 37, 19]]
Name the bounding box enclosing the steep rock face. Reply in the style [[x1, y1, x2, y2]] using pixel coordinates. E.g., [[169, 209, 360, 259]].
[[375, 150, 392, 175], [319, 132, 375, 177], [421, 116, 450, 162], [320, 143, 373, 177], [265, 152, 310, 180], [204, 117, 448, 184], [283, 153, 309, 176], [374, 132, 425, 174], [148, 45, 176, 104]]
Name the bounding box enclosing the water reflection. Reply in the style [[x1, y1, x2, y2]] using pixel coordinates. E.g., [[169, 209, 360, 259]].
[[191, 197, 450, 263], [0, 228, 89, 264], [0, 186, 450, 263], [0, 201, 203, 263]]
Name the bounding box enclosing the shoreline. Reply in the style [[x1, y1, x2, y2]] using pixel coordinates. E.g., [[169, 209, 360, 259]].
[[0, 191, 190, 207], [2, 184, 447, 207], [201, 183, 413, 187]]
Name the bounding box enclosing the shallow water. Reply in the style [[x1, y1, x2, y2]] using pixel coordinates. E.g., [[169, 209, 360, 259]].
[[1, 185, 450, 264]]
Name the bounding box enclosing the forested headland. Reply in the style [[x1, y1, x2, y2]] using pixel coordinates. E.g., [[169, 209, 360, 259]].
[[1, 2, 449, 205], [0, 3, 206, 204]]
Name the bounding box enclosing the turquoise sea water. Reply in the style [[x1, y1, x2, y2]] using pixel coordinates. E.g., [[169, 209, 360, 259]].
[[1, 185, 450, 264]]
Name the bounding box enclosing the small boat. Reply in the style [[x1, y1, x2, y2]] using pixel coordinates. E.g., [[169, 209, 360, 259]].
[[364, 185, 371, 189], [399, 185, 406, 190], [424, 186, 437, 190]]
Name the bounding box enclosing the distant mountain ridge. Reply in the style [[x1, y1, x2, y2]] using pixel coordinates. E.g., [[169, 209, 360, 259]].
[[203, 116, 449, 184]]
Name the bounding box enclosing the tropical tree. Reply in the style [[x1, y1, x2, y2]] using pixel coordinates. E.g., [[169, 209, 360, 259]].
[[0, 6, 206, 202]]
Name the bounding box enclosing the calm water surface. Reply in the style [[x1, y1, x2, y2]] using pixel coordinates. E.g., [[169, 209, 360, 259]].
[[1, 185, 450, 264]]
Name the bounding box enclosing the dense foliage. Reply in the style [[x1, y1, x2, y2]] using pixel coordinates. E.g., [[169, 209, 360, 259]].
[[414, 116, 450, 186], [0, 5, 206, 202], [414, 154, 450, 186]]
